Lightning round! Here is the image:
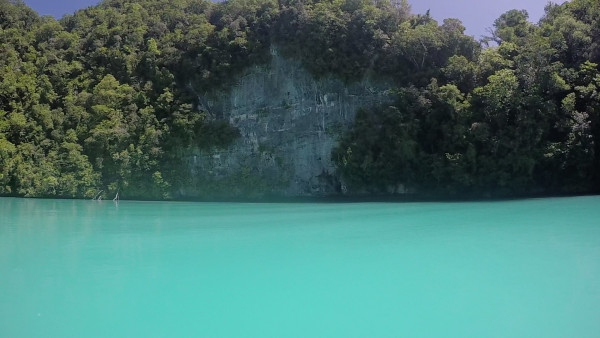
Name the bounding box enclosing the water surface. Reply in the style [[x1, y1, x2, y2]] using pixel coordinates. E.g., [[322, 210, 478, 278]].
[[1, 197, 599, 337]]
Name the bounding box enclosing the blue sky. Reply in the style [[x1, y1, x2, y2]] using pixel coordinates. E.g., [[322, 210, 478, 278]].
[[23, 0, 567, 38], [410, 0, 568, 38]]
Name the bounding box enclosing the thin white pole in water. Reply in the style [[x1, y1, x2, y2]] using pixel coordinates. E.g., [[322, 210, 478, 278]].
[[92, 190, 103, 201]]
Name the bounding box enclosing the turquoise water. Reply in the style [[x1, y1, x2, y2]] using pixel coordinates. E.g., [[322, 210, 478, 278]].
[[1, 197, 599, 337]]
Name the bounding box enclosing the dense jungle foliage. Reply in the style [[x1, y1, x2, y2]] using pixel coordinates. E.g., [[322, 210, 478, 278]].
[[0, 0, 599, 199], [332, 0, 600, 197]]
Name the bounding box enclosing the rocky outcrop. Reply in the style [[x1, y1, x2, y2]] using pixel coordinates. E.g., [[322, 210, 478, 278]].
[[180, 48, 391, 198]]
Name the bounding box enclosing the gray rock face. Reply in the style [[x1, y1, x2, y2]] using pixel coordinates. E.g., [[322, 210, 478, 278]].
[[182, 49, 391, 198]]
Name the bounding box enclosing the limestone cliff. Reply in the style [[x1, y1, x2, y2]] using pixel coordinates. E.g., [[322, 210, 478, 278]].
[[179, 49, 391, 198]]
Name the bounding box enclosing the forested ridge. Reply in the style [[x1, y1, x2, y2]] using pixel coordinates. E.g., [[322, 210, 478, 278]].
[[0, 0, 599, 199]]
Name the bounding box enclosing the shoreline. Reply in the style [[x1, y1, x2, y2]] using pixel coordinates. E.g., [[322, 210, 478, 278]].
[[1, 191, 598, 204]]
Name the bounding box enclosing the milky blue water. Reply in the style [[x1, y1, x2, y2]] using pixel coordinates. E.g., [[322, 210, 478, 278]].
[[1, 196, 599, 337]]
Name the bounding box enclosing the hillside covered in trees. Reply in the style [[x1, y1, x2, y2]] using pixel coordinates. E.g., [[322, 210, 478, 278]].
[[0, 0, 599, 199]]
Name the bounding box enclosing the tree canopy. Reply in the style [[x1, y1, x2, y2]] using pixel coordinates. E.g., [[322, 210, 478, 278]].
[[333, 0, 600, 197], [1, 0, 599, 199]]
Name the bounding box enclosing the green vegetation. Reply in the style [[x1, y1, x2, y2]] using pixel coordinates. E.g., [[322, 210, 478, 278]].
[[0, 0, 259, 199], [0, 0, 599, 199], [333, 0, 600, 197]]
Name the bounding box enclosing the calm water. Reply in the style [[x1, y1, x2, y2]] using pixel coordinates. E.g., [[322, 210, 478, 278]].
[[1, 196, 599, 337]]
